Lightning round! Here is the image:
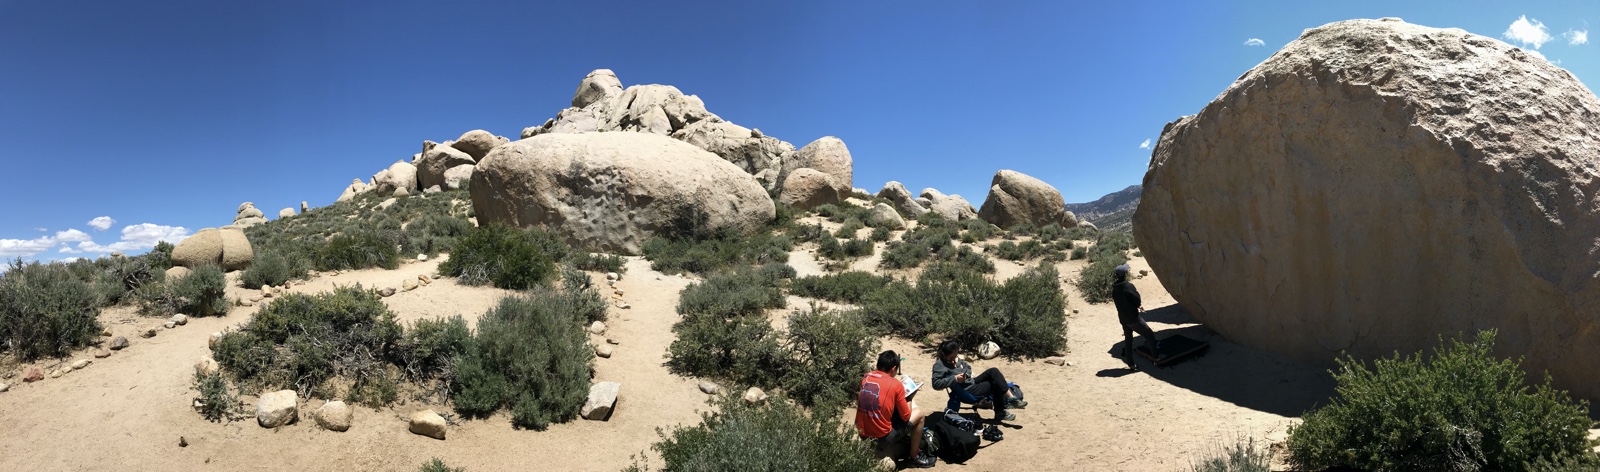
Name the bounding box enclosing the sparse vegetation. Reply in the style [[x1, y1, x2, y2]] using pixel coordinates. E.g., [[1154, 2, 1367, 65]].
[[858, 262, 1065, 357], [1074, 231, 1135, 304], [193, 369, 241, 422], [0, 259, 104, 361], [1188, 436, 1271, 472], [568, 251, 628, 274], [419, 458, 467, 472], [241, 248, 309, 289], [780, 306, 880, 408], [438, 223, 563, 290], [211, 286, 402, 404], [241, 189, 473, 273], [451, 286, 599, 430], [630, 394, 879, 472], [789, 271, 893, 305], [667, 267, 790, 387], [139, 264, 230, 317], [1286, 331, 1597, 471]]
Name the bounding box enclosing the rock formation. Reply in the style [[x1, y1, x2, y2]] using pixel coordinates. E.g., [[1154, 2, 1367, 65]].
[[920, 188, 977, 221], [977, 170, 1074, 229], [232, 202, 267, 228], [337, 179, 372, 203], [785, 137, 853, 200], [470, 132, 776, 254], [416, 144, 476, 191], [776, 168, 840, 210], [450, 129, 508, 161], [171, 227, 253, 271], [877, 181, 929, 218], [374, 160, 418, 197], [1133, 18, 1600, 401]]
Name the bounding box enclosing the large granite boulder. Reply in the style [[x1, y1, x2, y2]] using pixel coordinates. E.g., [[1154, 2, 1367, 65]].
[[1133, 18, 1600, 402], [172, 227, 253, 271], [470, 132, 776, 254], [672, 120, 793, 191], [374, 160, 418, 197], [572, 68, 623, 109], [776, 168, 840, 210], [977, 170, 1072, 229], [786, 137, 852, 200], [232, 202, 267, 228], [451, 130, 508, 161], [921, 188, 977, 221], [337, 178, 372, 203], [877, 181, 928, 218], [417, 145, 476, 191], [443, 164, 474, 190]]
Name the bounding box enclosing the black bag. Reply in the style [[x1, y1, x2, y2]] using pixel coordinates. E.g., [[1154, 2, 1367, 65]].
[[1008, 382, 1023, 402], [926, 411, 981, 464]]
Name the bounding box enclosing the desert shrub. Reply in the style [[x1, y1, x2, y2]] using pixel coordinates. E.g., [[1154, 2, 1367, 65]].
[[0, 259, 103, 360], [641, 394, 879, 472], [1189, 436, 1271, 472], [817, 233, 874, 261], [193, 369, 241, 422], [241, 249, 309, 289], [145, 241, 175, 270], [450, 286, 597, 430], [1088, 231, 1135, 263], [995, 239, 1051, 261], [1286, 331, 1595, 471], [868, 225, 891, 242], [833, 217, 865, 239], [400, 212, 473, 257], [960, 219, 999, 241], [814, 202, 875, 225], [858, 278, 929, 340], [781, 307, 880, 408], [857, 262, 1064, 356], [172, 264, 230, 317], [568, 251, 628, 274], [397, 315, 473, 400], [789, 221, 825, 244], [878, 213, 993, 271], [789, 271, 893, 305], [996, 263, 1067, 357], [101, 256, 160, 304], [419, 458, 466, 472], [1075, 256, 1127, 304], [319, 229, 401, 271], [438, 224, 562, 289], [642, 229, 791, 275], [668, 268, 788, 387], [1070, 247, 1087, 260], [211, 286, 402, 403]]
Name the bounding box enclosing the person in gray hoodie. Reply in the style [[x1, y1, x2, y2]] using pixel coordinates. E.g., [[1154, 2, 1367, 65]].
[[930, 340, 1025, 422]]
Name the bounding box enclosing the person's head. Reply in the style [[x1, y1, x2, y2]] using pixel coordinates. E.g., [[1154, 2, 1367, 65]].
[[1114, 264, 1131, 282], [938, 340, 960, 364], [876, 350, 901, 375]]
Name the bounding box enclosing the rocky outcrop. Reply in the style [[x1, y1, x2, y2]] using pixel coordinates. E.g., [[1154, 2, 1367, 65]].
[[172, 227, 253, 271], [977, 170, 1073, 229], [921, 188, 977, 221], [876, 181, 928, 218], [521, 70, 807, 192], [868, 203, 906, 230], [417, 145, 476, 191], [232, 203, 267, 228], [443, 164, 474, 190], [786, 137, 852, 199], [470, 132, 776, 254], [451, 130, 508, 161], [1134, 18, 1600, 402], [337, 179, 372, 203], [776, 168, 840, 210], [278, 208, 294, 219], [374, 161, 418, 198]]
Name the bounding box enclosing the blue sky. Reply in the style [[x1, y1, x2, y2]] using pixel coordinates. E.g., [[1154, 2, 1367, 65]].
[[1, 0, 1595, 260]]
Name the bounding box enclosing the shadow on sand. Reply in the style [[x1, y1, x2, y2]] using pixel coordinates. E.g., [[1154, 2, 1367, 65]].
[[1104, 304, 1337, 417]]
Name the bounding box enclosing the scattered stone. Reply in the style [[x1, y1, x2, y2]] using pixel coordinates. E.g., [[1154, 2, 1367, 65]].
[[378, 287, 397, 297], [169, 314, 188, 326], [164, 321, 176, 329], [606, 338, 620, 345], [260, 287, 273, 299], [209, 333, 222, 350], [179, 436, 187, 448], [1139, 269, 1149, 276], [581, 382, 621, 420], [195, 357, 219, 376], [606, 272, 619, 282], [0, 383, 9, 393], [595, 344, 613, 358], [977, 341, 1001, 360], [1043, 357, 1068, 366], [140, 328, 157, 339], [418, 274, 431, 285], [163, 267, 192, 283], [93, 348, 111, 359], [314, 401, 353, 432], [69, 359, 90, 370], [248, 295, 263, 303], [49, 369, 63, 379], [110, 336, 129, 350], [256, 390, 299, 428], [613, 289, 625, 297], [402, 279, 419, 292], [878, 456, 897, 471], [416, 254, 428, 262], [241, 300, 255, 307], [698, 381, 721, 395], [742, 387, 768, 405], [588, 321, 607, 335], [409, 410, 447, 439], [101, 328, 112, 337], [23, 368, 43, 383]]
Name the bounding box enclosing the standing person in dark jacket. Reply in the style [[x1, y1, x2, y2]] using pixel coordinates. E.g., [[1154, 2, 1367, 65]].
[[930, 340, 1025, 422], [1111, 264, 1161, 369]]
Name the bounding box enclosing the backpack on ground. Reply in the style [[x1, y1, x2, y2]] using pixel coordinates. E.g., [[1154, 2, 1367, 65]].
[[926, 411, 981, 464]]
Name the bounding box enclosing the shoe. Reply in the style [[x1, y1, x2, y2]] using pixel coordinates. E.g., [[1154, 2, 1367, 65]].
[[996, 411, 1016, 422], [906, 451, 937, 468], [1007, 398, 1028, 409]]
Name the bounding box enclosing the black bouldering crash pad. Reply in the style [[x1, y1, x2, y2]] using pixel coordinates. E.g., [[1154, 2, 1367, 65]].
[[1134, 334, 1209, 367]]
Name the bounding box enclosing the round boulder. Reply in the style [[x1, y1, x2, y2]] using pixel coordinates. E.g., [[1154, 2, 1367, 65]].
[[171, 228, 222, 269], [217, 227, 253, 271], [256, 390, 299, 428], [417, 145, 477, 191], [374, 161, 418, 198], [787, 137, 853, 200], [877, 181, 928, 218], [777, 168, 840, 210], [451, 130, 507, 161], [469, 132, 775, 254], [1133, 18, 1600, 402], [572, 69, 624, 109], [977, 170, 1072, 229]]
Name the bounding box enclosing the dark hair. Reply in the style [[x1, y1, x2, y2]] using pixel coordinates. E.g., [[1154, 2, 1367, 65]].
[[876, 350, 900, 372], [938, 340, 960, 358]]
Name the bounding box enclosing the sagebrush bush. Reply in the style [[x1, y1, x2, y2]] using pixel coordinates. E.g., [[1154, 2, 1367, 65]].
[[146, 241, 175, 270], [817, 233, 874, 261], [638, 394, 879, 472], [419, 458, 466, 472], [319, 229, 402, 271], [0, 259, 103, 361], [1189, 436, 1271, 472], [833, 217, 865, 239], [243, 190, 473, 274], [399, 212, 473, 257], [193, 369, 240, 422], [398, 315, 473, 401], [995, 263, 1067, 357], [211, 285, 402, 403], [1286, 331, 1596, 471], [858, 262, 1065, 357], [642, 229, 791, 275], [781, 307, 880, 408], [668, 268, 789, 387], [451, 286, 598, 430], [789, 271, 893, 305], [568, 251, 628, 274], [241, 249, 309, 289], [1074, 257, 1127, 304], [173, 264, 230, 317], [868, 225, 891, 242], [438, 224, 562, 290]]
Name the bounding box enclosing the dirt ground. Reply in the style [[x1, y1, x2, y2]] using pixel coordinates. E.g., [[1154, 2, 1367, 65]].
[[0, 231, 1434, 472]]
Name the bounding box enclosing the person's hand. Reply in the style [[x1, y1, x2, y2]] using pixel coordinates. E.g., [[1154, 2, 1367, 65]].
[[956, 373, 969, 383], [1139, 306, 1146, 313]]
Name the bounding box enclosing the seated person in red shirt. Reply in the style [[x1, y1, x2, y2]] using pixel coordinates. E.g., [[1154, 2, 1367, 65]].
[[855, 350, 935, 468]]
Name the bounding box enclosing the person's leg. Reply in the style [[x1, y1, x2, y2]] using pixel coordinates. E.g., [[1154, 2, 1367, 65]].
[[908, 405, 925, 458], [1130, 315, 1160, 353], [1120, 320, 1135, 364], [966, 369, 1011, 420]]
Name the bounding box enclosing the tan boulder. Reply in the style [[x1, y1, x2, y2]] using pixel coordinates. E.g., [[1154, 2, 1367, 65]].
[[787, 137, 852, 200], [164, 266, 191, 281], [1133, 18, 1600, 402], [868, 203, 906, 230], [469, 132, 775, 254], [256, 390, 298, 428], [572, 69, 624, 109], [672, 120, 794, 191], [171, 228, 222, 269], [337, 179, 372, 203], [920, 188, 977, 221], [374, 161, 418, 197], [417, 145, 476, 191], [451, 130, 507, 161], [217, 227, 253, 271], [581, 382, 620, 420], [876, 181, 928, 218], [277, 208, 294, 219], [977, 170, 1071, 229], [443, 164, 474, 190], [409, 410, 446, 439], [314, 401, 353, 432], [777, 168, 841, 210]]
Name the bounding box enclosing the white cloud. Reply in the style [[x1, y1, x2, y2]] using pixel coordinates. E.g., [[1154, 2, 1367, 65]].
[[1504, 16, 1553, 49], [88, 216, 115, 231], [76, 223, 190, 253], [1244, 38, 1265, 47], [1566, 29, 1589, 45], [1139, 139, 1152, 149], [54, 229, 92, 243], [33, 227, 46, 232], [0, 236, 59, 258]]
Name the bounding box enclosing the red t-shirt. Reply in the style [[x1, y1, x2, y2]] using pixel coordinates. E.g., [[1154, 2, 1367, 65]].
[[855, 370, 910, 438]]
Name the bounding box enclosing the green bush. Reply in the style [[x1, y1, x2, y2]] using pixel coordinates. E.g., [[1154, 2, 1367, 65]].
[[995, 263, 1067, 357], [857, 262, 1064, 357], [868, 226, 891, 242], [100, 256, 160, 304], [419, 458, 466, 472], [439, 224, 563, 290], [960, 219, 999, 241], [781, 307, 880, 408], [668, 268, 788, 387], [790, 271, 893, 305], [833, 217, 865, 239], [146, 241, 175, 270], [173, 264, 230, 317], [241, 249, 309, 289], [318, 229, 402, 271], [399, 212, 473, 257], [640, 394, 879, 472], [193, 369, 240, 422], [1070, 247, 1087, 260], [0, 259, 103, 361], [568, 251, 628, 274], [1074, 257, 1127, 304], [1286, 331, 1596, 471], [1189, 436, 1271, 472], [211, 286, 402, 403], [642, 229, 791, 275], [398, 315, 473, 400], [817, 233, 874, 261], [451, 286, 597, 430], [995, 239, 1053, 261]]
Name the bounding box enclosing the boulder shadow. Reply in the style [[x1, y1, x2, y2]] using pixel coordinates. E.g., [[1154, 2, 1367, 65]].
[[1106, 306, 1337, 417]]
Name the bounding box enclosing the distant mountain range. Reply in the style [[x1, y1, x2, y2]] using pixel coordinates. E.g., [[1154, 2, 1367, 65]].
[[1064, 185, 1141, 232]]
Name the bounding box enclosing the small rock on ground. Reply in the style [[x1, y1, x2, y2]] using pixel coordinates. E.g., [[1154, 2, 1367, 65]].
[[698, 381, 721, 395], [169, 314, 188, 326], [93, 348, 111, 359], [582, 382, 621, 420], [410, 410, 447, 439], [315, 401, 353, 432], [606, 338, 620, 345], [595, 344, 613, 358], [1043, 357, 1068, 366], [140, 329, 157, 338], [70, 359, 90, 370], [587, 321, 606, 334], [742, 387, 768, 405], [23, 368, 43, 382], [257, 390, 299, 428], [112, 336, 133, 350]]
